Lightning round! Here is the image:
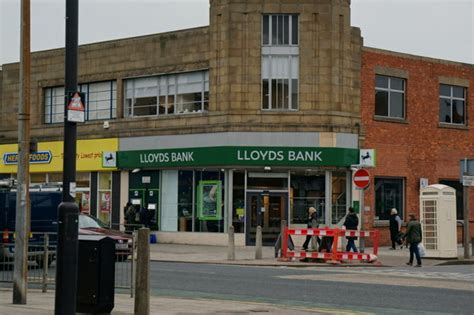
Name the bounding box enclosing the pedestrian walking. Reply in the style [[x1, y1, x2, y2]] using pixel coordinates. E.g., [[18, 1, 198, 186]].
[[302, 207, 318, 250], [343, 207, 359, 252], [389, 208, 403, 249], [124, 202, 137, 233], [405, 214, 422, 267]]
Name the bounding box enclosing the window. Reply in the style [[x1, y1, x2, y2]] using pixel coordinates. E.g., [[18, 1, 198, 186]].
[[44, 81, 117, 124], [375, 75, 405, 119], [124, 70, 209, 117], [439, 84, 466, 125], [375, 177, 404, 221], [262, 14, 298, 46], [262, 14, 299, 110]]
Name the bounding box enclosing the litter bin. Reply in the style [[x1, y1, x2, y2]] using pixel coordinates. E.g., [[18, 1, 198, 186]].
[[77, 235, 115, 314]]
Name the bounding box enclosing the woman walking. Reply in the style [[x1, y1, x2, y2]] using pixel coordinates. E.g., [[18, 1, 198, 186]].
[[389, 208, 403, 249]]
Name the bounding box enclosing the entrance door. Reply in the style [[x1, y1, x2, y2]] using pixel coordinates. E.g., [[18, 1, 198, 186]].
[[246, 192, 288, 246]]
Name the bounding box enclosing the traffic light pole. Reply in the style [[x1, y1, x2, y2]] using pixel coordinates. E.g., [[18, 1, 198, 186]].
[[54, 0, 79, 314]]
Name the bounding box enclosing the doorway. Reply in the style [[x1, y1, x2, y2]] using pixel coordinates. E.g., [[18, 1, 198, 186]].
[[245, 192, 288, 246]]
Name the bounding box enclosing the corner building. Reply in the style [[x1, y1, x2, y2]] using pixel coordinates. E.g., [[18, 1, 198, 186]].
[[0, 0, 472, 246]]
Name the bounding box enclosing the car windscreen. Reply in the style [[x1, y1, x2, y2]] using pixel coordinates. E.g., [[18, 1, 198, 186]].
[[78, 215, 102, 229]]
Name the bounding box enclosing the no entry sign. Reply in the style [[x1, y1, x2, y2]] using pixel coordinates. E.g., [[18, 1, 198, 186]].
[[353, 169, 370, 190]]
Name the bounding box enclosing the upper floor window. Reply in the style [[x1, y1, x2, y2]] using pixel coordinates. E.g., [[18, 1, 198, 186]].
[[262, 14, 298, 46], [124, 70, 209, 117], [262, 55, 298, 110], [375, 75, 405, 119], [439, 84, 466, 125], [44, 81, 117, 124], [262, 14, 299, 110]]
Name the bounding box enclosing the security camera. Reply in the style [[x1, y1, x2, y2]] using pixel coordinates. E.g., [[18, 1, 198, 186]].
[[103, 121, 110, 129]]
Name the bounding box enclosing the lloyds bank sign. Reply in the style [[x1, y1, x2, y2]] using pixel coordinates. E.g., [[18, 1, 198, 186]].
[[117, 146, 358, 168]]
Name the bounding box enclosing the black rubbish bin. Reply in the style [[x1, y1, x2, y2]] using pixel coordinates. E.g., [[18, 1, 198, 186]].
[[77, 235, 115, 314]]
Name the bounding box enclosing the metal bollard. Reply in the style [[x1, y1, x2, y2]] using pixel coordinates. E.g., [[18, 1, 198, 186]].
[[42, 234, 49, 293], [134, 228, 150, 315], [255, 226, 262, 260], [227, 226, 235, 261], [280, 220, 287, 257]]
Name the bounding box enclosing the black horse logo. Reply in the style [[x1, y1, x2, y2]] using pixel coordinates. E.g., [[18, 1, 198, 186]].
[[361, 152, 371, 161], [105, 153, 114, 162]]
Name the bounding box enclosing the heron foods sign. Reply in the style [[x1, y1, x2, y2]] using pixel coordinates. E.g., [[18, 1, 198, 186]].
[[0, 138, 118, 173], [117, 147, 358, 168]]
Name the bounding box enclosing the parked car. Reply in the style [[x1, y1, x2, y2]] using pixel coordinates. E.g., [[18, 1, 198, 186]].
[[1, 191, 132, 265], [79, 214, 132, 262]]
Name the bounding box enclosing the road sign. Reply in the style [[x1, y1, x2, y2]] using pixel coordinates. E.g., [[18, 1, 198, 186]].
[[462, 176, 474, 187], [360, 149, 376, 167], [353, 169, 370, 190], [67, 91, 85, 123]]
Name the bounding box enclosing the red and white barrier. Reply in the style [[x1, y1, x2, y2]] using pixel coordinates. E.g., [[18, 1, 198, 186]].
[[279, 226, 380, 263]]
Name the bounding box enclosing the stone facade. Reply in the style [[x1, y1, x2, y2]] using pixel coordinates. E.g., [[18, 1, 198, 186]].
[[0, 0, 472, 243], [0, 0, 362, 144]]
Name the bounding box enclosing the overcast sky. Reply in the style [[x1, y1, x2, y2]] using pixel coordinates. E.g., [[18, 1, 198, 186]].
[[1, 0, 473, 65]]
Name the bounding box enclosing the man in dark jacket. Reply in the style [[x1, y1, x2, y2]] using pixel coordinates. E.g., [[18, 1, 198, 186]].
[[405, 214, 422, 267], [343, 207, 359, 252]]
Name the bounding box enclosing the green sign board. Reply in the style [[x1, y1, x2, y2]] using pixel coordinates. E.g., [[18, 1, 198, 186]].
[[117, 146, 358, 169]]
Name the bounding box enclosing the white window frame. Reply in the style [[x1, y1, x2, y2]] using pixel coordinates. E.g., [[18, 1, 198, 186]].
[[375, 75, 406, 119], [439, 84, 466, 125], [124, 70, 209, 118], [261, 14, 299, 111]]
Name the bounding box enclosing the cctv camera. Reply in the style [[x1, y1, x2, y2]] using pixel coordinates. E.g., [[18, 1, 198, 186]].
[[103, 121, 110, 129]]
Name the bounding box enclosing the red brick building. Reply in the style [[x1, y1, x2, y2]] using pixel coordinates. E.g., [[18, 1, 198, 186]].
[[361, 47, 474, 243]]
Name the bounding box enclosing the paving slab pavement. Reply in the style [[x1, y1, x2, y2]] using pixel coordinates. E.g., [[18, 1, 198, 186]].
[[0, 288, 335, 315]]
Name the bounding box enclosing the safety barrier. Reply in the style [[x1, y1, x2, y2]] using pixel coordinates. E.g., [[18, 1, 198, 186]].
[[279, 226, 380, 264], [1, 230, 136, 296]]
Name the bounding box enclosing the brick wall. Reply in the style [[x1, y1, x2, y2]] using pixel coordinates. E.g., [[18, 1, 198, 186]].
[[361, 47, 474, 240]]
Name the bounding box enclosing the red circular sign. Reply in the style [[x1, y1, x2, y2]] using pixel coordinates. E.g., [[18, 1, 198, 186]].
[[353, 169, 370, 189]]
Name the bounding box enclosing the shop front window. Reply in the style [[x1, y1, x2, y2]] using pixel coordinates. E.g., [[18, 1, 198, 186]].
[[332, 172, 347, 224], [290, 174, 325, 226], [98, 172, 112, 226], [76, 172, 91, 214], [178, 171, 193, 231], [232, 172, 245, 233]]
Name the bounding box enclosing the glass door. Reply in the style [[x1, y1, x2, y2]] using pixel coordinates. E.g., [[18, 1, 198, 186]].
[[245, 192, 288, 246]]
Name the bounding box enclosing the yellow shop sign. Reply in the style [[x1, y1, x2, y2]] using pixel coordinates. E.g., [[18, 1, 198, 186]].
[[0, 138, 118, 173]]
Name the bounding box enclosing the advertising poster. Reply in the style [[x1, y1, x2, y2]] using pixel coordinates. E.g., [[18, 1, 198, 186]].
[[81, 192, 90, 213], [100, 191, 111, 213], [197, 180, 222, 221]]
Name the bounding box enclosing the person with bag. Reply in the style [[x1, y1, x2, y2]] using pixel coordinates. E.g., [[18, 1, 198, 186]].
[[343, 207, 359, 252], [405, 213, 422, 267], [302, 207, 319, 251], [389, 208, 403, 250]]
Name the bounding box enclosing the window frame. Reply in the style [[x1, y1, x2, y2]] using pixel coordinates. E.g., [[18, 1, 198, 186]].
[[262, 14, 299, 47], [44, 80, 117, 124], [374, 75, 406, 120], [439, 84, 467, 126], [124, 70, 209, 118], [261, 14, 299, 111], [374, 177, 405, 221]]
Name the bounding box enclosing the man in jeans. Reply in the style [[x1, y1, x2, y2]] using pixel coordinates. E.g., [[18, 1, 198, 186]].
[[343, 207, 359, 252], [405, 214, 422, 267]]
